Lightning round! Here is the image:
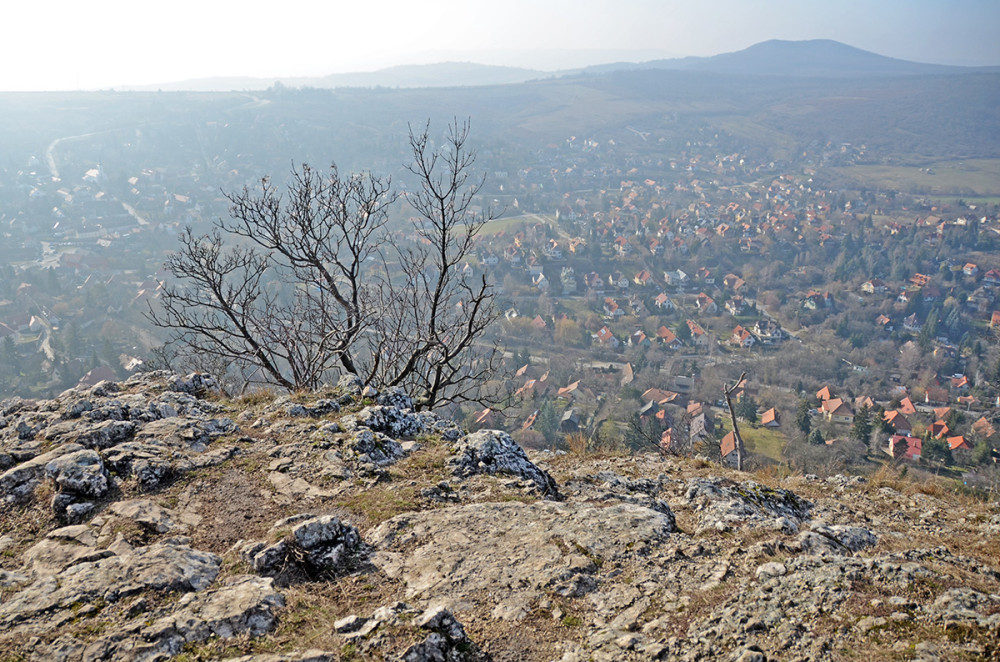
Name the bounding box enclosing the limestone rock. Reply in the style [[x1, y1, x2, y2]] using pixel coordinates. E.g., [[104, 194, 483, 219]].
[[348, 428, 405, 468], [102, 442, 173, 488], [402, 605, 489, 661], [168, 372, 217, 394], [241, 515, 363, 579], [343, 405, 424, 438], [376, 386, 413, 410], [22, 536, 113, 574], [108, 499, 183, 534], [447, 429, 560, 498], [0, 541, 221, 634], [683, 478, 810, 533], [371, 500, 673, 616], [45, 448, 108, 498], [0, 443, 84, 504], [72, 419, 138, 449], [286, 399, 340, 418], [336, 374, 364, 397], [138, 575, 284, 651]]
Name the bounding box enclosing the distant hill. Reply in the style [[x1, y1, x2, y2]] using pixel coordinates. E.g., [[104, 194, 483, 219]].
[[124, 62, 547, 92], [580, 39, 994, 78], [121, 40, 998, 92]]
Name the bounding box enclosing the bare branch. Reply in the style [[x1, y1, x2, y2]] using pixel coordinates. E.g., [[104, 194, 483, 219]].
[[146, 121, 506, 409]]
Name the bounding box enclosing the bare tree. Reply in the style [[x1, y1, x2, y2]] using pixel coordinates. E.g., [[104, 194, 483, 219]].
[[147, 120, 504, 409], [724, 372, 749, 471], [366, 120, 504, 409]]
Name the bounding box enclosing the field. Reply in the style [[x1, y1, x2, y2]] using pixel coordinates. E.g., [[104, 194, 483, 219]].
[[720, 417, 789, 464], [829, 159, 1000, 197], [479, 212, 556, 235]]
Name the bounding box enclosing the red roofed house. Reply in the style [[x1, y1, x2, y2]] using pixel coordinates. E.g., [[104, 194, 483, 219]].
[[594, 326, 619, 348], [888, 434, 922, 460], [972, 416, 996, 440], [883, 411, 913, 437], [822, 398, 854, 424], [730, 325, 756, 348], [521, 410, 539, 432], [472, 408, 496, 428], [854, 395, 876, 411], [720, 431, 739, 467], [933, 406, 952, 420], [657, 326, 682, 349], [686, 320, 710, 347], [653, 292, 675, 310], [947, 435, 971, 451], [761, 408, 779, 428], [556, 380, 580, 399], [924, 387, 950, 406], [695, 292, 717, 314]]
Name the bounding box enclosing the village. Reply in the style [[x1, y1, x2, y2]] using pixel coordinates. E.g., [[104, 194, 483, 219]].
[[0, 112, 999, 484]]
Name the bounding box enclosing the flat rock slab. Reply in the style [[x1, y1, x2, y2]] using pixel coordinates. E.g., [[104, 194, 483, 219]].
[[370, 501, 674, 615], [0, 542, 221, 634]]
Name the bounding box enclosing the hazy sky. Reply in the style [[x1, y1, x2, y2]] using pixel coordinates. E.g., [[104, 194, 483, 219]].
[[2, 0, 998, 91]]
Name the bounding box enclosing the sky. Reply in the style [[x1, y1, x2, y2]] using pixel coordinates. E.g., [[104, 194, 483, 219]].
[[2, 0, 998, 91]]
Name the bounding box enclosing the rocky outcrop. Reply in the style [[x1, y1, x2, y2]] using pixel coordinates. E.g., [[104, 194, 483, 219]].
[[447, 429, 561, 498], [371, 500, 675, 619], [1, 372, 998, 661], [239, 514, 364, 580]]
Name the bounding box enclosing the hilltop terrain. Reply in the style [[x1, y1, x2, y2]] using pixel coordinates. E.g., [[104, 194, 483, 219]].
[[0, 372, 998, 661], [0, 40, 999, 513]]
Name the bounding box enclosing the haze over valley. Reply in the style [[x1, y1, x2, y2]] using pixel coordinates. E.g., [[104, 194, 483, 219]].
[[1, 16, 1000, 659]]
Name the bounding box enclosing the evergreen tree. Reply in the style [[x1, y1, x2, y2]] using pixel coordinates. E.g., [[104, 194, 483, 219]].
[[534, 401, 559, 444], [795, 398, 812, 435], [737, 396, 759, 424], [1, 335, 19, 374], [808, 428, 825, 445], [922, 437, 953, 467], [851, 405, 873, 443]]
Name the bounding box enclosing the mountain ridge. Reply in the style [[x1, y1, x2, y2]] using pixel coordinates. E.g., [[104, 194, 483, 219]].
[[119, 39, 996, 92]]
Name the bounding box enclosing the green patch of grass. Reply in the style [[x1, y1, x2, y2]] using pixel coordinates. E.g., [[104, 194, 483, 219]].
[[479, 213, 554, 236], [560, 615, 583, 627], [334, 485, 420, 526], [719, 418, 788, 463], [829, 159, 1000, 197]]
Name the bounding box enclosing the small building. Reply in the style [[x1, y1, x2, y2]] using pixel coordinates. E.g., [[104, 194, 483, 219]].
[[821, 398, 854, 424], [560, 409, 580, 433], [720, 431, 739, 467], [888, 434, 922, 461], [883, 411, 913, 437]]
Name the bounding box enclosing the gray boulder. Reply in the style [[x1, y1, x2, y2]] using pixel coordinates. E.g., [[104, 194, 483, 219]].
[[402, 605, 489, 662], [336, 374, 364, 397], [168, 372, 217, 394], [447, 430, 560, 498], [73, 419, 137, 449], [349, 428, 406, 468], [683, 478, 811, 533], [45, 449, 108, 498], [0, 443, 84, 504], [376, 386, 413, 410], [343, 405, 424, 437], [241, 515, 363, 579]]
